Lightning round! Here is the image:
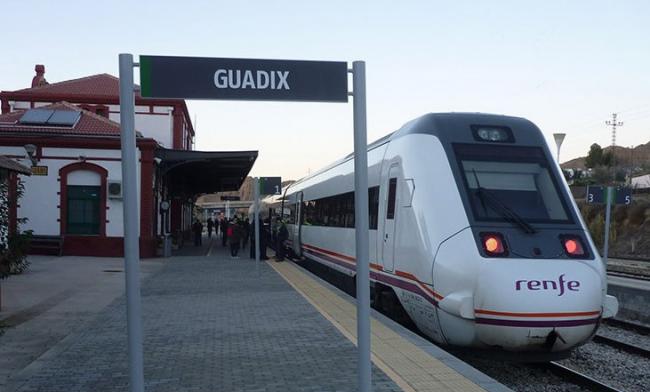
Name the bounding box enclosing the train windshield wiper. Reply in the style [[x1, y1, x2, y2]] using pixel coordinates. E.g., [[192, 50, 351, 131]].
[[472, 170, 536, 234]]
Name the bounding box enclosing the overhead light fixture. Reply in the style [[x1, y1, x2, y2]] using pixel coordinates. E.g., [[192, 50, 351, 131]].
[[24, 144, 38, 166]]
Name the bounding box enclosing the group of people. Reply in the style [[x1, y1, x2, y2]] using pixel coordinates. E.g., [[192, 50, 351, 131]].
[[192, 215, 289, 261]]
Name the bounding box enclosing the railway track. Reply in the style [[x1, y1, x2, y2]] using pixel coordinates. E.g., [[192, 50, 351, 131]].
[[607, 271, 650, 281], [593, 334, 650, 358], [604, 318, 650, 335], [541, 362, 623, 392]]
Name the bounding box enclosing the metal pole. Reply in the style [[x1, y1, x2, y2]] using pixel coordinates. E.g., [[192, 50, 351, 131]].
[[118, 53, 145, 392], [352, 61, 371, 392], [603, 186, 612, 266], [254, 177, 261, 276]]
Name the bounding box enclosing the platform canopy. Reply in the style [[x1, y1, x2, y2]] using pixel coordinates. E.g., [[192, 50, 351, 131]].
[[155, 149, 257, 197]]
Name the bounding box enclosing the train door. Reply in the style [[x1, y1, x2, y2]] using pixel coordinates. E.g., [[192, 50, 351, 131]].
[[292, 192, 303, 256], [382, 165, 399, 272]]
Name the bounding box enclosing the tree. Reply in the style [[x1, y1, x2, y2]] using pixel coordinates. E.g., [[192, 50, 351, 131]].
[[585, 143, 604, 168], [0, 175, 31, 311]]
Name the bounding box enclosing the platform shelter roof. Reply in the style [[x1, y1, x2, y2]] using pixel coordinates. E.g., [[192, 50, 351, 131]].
[[156, 148, 257, 197]]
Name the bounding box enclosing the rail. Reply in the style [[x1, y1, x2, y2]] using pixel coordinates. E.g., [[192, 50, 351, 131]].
[[541, 362, 622, 392]]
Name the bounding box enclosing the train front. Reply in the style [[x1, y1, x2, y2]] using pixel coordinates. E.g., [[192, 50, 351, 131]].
[[430, 114, 619, 357]]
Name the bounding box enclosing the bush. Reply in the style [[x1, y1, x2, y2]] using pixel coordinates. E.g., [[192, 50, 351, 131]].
[[0, 230, 32, 279]]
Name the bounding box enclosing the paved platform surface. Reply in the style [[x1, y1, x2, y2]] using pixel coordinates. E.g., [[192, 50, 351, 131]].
[[270, 261, 507, 392], [0, 236, 507, 392], [0, 255, 165, 390], [1, 239, 401, 392]]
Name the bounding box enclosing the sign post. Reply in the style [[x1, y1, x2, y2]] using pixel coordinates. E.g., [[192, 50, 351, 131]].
[[255, 177, 282, 276], [602, 187, 613, 266], [118, 53, 145, 392], [351, 60, 371, 392], [254, 177, 260, 276], [586, 185, 632, 265], [126, 54, 370, 392]]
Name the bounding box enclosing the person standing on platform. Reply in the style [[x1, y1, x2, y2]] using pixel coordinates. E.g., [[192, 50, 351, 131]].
[[192, 219, 203, 247], [207, 217, 214, 239], [249, 217, 268, 260], [276, 219, 289, 261], [242, 218, 250, 249], [220, 217, 228, 247], [229, 219, 242, 258]]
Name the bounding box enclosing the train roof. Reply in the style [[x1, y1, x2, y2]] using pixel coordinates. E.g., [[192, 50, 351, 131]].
[[289, 112, 544, 188]]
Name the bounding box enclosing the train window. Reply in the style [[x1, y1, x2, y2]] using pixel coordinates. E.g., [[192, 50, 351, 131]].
[[386, 178, 397, 219], [454, 144, 572, 224], [368, 186, 380, 229], [300, 187, 379, 229]]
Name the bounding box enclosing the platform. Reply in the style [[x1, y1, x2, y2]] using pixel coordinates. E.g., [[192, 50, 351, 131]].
[[1, 236, 508, 392]]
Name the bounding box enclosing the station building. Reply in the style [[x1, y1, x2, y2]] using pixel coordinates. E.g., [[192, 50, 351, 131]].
[[0, 65, 256, 257]]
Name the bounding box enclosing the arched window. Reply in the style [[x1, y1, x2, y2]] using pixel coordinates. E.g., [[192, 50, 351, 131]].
[[59, 162, 107, 236]]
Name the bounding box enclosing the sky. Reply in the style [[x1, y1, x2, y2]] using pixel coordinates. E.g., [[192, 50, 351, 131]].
[[2, 1, 649, 181]]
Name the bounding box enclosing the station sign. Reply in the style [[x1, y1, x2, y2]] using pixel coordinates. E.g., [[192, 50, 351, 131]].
[[139, 55, 348, 102], [30, 166, 48, 176], [614, 187, 632, 205], [220, 195, 240, 201], [586, 186, 605, 204], [586, 185, 632, 205], [259, 177, 282, 195]]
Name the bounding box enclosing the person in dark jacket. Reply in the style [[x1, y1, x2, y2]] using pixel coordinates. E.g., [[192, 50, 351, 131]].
[[220, 218, 228, 247], [275, 218, 289, 261], [192, 219, 203, 246], [249, 217, 268, 260], [206, 217, 214, 238], [241, 218, 250, 249]]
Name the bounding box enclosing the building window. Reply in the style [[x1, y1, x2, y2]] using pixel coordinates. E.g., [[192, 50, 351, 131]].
[[66, 185, 101, 235]]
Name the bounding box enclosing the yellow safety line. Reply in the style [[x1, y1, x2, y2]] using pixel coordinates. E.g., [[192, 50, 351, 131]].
[[268, 260, 487, 392]]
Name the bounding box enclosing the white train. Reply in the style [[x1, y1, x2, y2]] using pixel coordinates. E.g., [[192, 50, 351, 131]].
[[280, 113, 619, 358]]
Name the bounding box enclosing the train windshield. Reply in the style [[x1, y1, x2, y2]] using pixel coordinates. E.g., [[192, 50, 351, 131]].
[[454, 144, 571, 224]]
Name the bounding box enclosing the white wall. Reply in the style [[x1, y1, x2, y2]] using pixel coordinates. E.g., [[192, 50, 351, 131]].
[[0, 146, 142, 237], [110, 107, 174, 148]]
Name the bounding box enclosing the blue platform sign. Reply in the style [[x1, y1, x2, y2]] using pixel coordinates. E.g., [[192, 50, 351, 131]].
[[586, 185, 632, 205], [140, 55, 348, 103], [586, 185, 605, 204], [614, 187, 632, 205]]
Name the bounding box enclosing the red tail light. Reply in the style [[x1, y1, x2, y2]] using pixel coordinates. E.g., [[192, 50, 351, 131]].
[[560, 235, 586, 258], [480, 232, 507, 257]]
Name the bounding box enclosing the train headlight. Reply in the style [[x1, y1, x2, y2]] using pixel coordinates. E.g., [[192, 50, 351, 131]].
[[480, 232, 508, 257], [560, 235, 587, 258], [471, 125, 514, 143]]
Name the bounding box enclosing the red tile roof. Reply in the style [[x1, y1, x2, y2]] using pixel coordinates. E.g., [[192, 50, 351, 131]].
[[11, 73, 134, 98], [0, 102, 128, 137]]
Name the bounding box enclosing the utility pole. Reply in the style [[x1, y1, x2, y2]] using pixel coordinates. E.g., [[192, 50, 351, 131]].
[[606, 113, 624, 148], [606, 113, 623, 178]]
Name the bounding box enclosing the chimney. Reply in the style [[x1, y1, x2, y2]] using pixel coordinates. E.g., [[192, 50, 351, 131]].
[[31, 64, 48, 87]]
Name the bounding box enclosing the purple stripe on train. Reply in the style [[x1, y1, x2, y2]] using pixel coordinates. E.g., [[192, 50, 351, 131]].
[[302, 247, 439, 307], [476, 317, 600, 328]]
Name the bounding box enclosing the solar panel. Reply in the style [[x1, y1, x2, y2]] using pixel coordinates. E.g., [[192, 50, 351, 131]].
[[47, 110, 81, 126], [19, 109, 54, 124]]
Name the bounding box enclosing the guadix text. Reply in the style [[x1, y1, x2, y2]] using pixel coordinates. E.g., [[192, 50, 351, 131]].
[[213, 69, 290, 90]]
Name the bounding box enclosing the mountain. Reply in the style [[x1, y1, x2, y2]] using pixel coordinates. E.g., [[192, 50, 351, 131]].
[[561, 142, 650, 169]]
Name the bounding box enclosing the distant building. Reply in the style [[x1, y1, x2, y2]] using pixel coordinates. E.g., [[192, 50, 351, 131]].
[[0, 65, 256, 257], [631, 174, 650, 189]]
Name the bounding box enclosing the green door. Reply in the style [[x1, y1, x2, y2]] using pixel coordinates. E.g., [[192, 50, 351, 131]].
[[66, 185, 101, 235]]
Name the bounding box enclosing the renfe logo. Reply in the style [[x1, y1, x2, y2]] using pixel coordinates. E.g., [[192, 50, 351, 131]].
[[515, 274, 580, 296], [214, 69, 290, 90]]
